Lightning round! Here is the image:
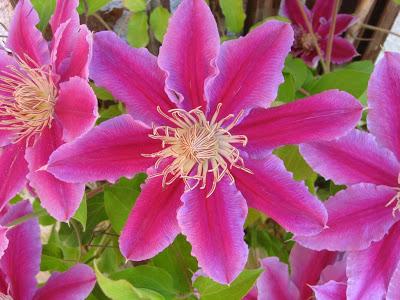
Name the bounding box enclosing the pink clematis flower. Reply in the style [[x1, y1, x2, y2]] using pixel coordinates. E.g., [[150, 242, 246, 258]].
[[296, 52, 400, 299], [244, 244, 346, 300], [45, 0, 361, 284], [283, 0, 357, 67], [0, 200, 96, 300], [0, 0, 98, 221]]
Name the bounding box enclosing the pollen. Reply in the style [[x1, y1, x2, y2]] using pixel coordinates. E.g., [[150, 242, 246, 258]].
[[0, 55, 57, 144], [143, 104, 253, 197], [386, 175, 400, 216]]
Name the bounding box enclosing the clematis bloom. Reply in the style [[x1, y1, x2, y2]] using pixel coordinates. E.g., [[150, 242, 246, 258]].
[[283, 0, 357, 67], [244, 244, 346, 300], [0, 200, 95, 300], [296, 52, 400, 299], [0, 0, 98, 221], [46, 0, 362, 284]]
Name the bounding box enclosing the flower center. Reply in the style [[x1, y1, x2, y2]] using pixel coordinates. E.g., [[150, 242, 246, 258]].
[[143, 104, 252, 196], [0, 56, 57, 144], [386, 174, 400, 216], [0, 293, 13, 300], [300, 32, 319, 52]]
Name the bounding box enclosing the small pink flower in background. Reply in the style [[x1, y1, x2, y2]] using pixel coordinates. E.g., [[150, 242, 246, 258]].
[[244, 245, 346, 300], [0, 200, 95, 300], [0, 0, 98, 221], [45, 0, 361, 284], [284, 0, 357, 67], [296, 52, 400, 299]]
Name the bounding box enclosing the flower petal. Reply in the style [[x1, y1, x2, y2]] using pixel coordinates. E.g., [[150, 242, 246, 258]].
[[347, 222, 400, 300], [26, 124, 85, 221], [55, 77, 98, 142], [49, 0, 79, 33], [120, 175, 183, 261], [0, 227, 8, 260], [319, 259, 347, 284], [387, 261, 400, 300], [1, 200, 41, 300], [312, 281, 346, 300], [47, 115, 157, 183], [0, 143, 28, 210], [177, 177, 248, 284], [300, 130, 400, 187], [312, 0, 335, 27], [233, 154, 327, 236], [295, 184, 398, 251], [257, 257, 299, 300], [206, 21, 293, 116], [52, 22, 93, 82], [317, 15, 357, 36], [158, 0, 219, 110], [290, 244, 337, 299], [322, 37, 358, 65], [283, 0, 312, 28], [33, 264, 96, 300], [233, 90, 362, 157], [7, 0, 49, 65], [368, 52, 400, 161], [90, 31, 174, 125]]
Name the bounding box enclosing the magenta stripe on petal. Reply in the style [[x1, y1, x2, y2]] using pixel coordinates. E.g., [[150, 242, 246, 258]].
[[257, 258, 299, 300], [49, 0, 79, 34], [7, 0, 50, 66], [300, 130, 400, 187], [296, 184, 398, 251], [177, 177, 248, 284], [233, 90, 362, 157], [90, 31, 175, 125], [206, 21, 293, 117], [347, 222, 400, 300], [47, 115, 157, 183], [120, 175, 183, 261], [233, 155, 327, 236], [368, 52, 400, 161], [158, 0, 220, 110]]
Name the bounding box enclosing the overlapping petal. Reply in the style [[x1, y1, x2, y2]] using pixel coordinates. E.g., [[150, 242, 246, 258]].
[[55, 76, 98, 142], [312, 0, 335, 28], [34, 264, 96, 300], [7, 0, 49, 66], [283, 0, 311, 28], [47, 115, 158, 183], [317, 15, 357, 36], [90, 31, 174, 125], [26, 124, 85, 221], [387, 262, 400, 300], [368, 52, 400, 161], [312, 281, 346, 300], [322, 37, 358, 64], [232, 90, 362, 157], [257, 258, 299, 300], [158, 0, 219, 110], [120, 176, 183, 261], [347, 222, 400, 300], [295, 184, 398, 251], [206, 21, 293, 116], [49, 0, 79, 33], [177, 177, 248, 284], [233, 155, 327, 236], [300, 130, 400, 187]]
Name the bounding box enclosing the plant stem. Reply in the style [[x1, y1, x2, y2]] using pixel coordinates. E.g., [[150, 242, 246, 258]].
[[6, 208, 47, 228], [93, 13, 113, 31], [360, 23, 400, 38], [326, 0, 341, 72]]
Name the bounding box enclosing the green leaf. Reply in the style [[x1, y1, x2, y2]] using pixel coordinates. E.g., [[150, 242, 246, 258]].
[[127, 12, 149, 48], [111, 266, 176, 299], [284, 55, 310, 89], [95, 264, 165, 300], [219, 0, 246, 34], [150, 7, 171, 43], [78, 0, 112, 15], [124, 0, 147, 12], [31, 0, 56, 31], [274, 145, 315, 181], [91, 83, 114, 100], [104, 174, 146, 233], [194, 269, 262, 300], [276, 73, 295, 103], [98, 104, 124, 124], [82, 193, 108, 244], [41, 244, 73, 272], [96, 240, 125, 274], [33, 200, 56, 226], [73, 195, 87, 231]]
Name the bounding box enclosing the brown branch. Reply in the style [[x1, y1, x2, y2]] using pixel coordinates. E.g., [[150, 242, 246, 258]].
[[326, 0, 341, 72]]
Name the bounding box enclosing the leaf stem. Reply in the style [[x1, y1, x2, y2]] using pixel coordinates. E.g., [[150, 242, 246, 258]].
[[360, 23, 400, 38]]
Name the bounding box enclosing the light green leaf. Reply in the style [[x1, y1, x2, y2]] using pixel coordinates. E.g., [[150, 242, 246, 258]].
[[91, 83, 114, 100], [73, 195, 87, 231], [194, 269, 263, 300], [78, 0, 112, 15], [104, 174, 146, 233], [95, 264, 165, 300], [219, 0, 246, 34], [124, 0, 147, 12], [284, 55, 311, 89], [31, 0, 56, 31], [98, 104, 124, 124], [276, 73, 296, 103], [150, 7, 171, 43], [127, 12, 149, 48]]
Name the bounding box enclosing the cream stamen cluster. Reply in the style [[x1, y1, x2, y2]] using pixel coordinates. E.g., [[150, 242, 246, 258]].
[[0, 56, 57, 144], [143, 104, 252, 196], [387, 175, 400, 216]]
